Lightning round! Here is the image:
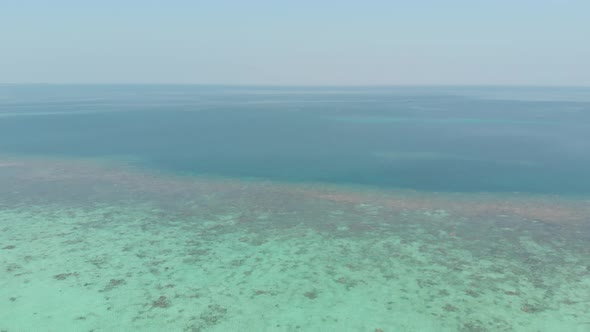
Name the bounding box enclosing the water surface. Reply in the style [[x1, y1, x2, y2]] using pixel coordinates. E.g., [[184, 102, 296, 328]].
[[1, 85, 589, 331]]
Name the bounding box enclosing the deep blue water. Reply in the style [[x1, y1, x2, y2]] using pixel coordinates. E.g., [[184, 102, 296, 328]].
[[1, 85, 589, 194]]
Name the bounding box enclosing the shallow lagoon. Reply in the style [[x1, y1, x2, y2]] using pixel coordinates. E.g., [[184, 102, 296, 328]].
[[1, 86, 590, 331]]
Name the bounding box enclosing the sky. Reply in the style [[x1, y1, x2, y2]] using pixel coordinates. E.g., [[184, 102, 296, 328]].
[[1, 0, 589, 86]]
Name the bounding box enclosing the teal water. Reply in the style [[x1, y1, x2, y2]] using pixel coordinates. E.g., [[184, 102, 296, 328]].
[[1, 85, 590, 194], [1, 86, 590, 331]]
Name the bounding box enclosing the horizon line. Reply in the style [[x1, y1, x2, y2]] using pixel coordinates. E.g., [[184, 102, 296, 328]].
[[1, 83, 590, 88]]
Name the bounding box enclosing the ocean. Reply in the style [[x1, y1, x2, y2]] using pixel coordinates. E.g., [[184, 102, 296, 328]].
[[1, 85, 589, 331]]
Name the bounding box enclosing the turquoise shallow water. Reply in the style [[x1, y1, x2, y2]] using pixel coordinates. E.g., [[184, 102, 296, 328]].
[[1, 86, 590, 331]]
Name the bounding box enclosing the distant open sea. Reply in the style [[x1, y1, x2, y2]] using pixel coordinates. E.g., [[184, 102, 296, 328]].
[[1, 85, 590, 195]]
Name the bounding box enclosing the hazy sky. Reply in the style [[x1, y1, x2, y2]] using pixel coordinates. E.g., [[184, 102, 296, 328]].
[[1, 1, 589, 85]]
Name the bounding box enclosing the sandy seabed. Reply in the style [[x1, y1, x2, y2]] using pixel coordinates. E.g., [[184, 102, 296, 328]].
[[1, 157, 590, 332]]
